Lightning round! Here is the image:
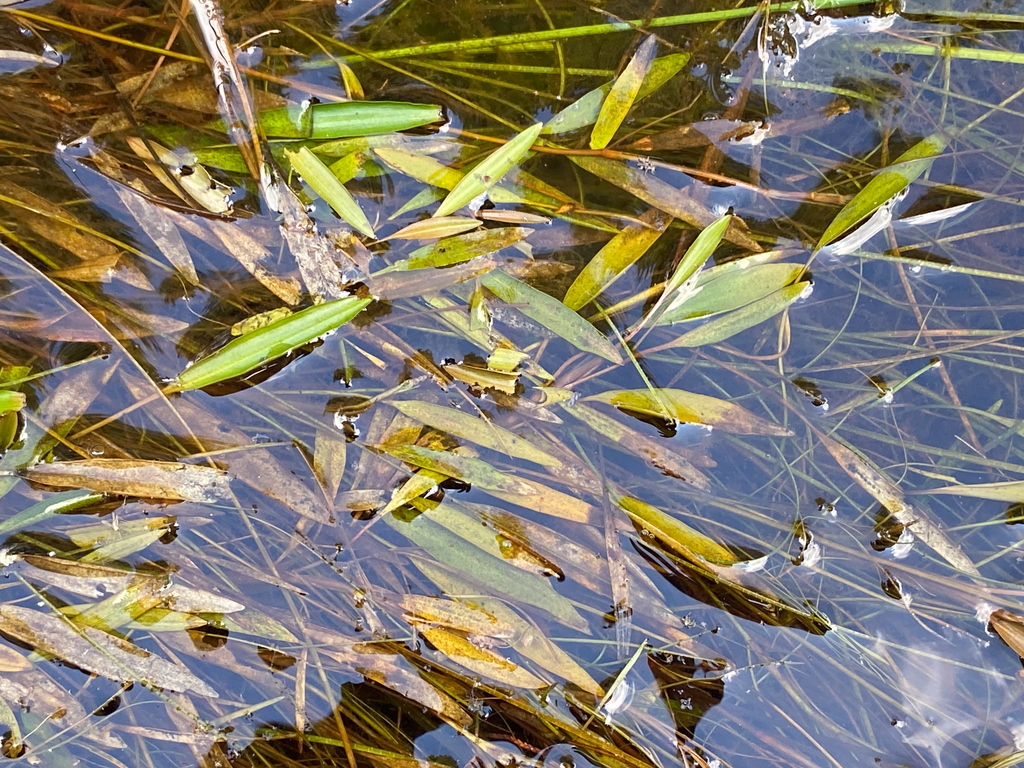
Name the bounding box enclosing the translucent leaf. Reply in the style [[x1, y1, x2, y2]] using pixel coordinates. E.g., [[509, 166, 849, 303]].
[[167, 295, 371, 392], [394, 227, 532, 270], [586, 388, 792, 436], [285, 146, 375, 238], [419, 626, 547, 688], [390, 400, 562, 466], [926, 480, 1024, 502], [22, 459, 232, 503], [617, 495, 738, 567], [386, 216, 481, 241], [816, 132, 948, 251], [435, 123, 543, 217], [113, 185, 199, 285], [664, 281, 811, 347], [659, 263, 804, 324], [313, 427, 347, 502], [400, 595, 514, 639], [480, 269, 623, 363], [591, 36, 657, 150], [0, 489, 102, 536], [563, 209, 670, 310]]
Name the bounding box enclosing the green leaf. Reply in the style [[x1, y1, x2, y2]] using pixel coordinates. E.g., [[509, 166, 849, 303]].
[[0, 489, 103, 537], [257, 100, 444, 139], [563, 208, 670, 310], [543, 53, 689, 135], [571, 156, 761, 251], [393, 227, 532, 270], [480, 269, 623, 363], [591, 35, 657, 150], [926, 480, 1024, 502], [665, 281, 810, 347], [384, 509, 588, 631], [285, 146, 375, 237], [618, 495, 738, 568], [817, 132, 948, 251], [0, 390, 25, 415], [390, 400, 562, 467], [435, 123, 543, 217], [386, 216, 481, 241], [167, 296, 371, 392], [585, 388, 792, 436], [659, 263, 805, 324]]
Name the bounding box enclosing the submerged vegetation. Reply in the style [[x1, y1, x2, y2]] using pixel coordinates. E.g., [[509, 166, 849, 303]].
[[2, 0, 1024, 766]]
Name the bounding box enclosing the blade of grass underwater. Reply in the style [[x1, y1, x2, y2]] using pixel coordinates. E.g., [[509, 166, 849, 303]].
[[631, 213, 730, 335], [616, 495, 738, 568], [390, 400, 562, 466], [816, 132, 948, 251], [257, 101, 444, 139], [591, 35, 657, 150], [434, 123, 543, 217], [385, 512, 588, 631], [563, 209, 670, 310], [658, 263, 804, 324], [543, 53, 689, 135], [663, 280, 811, 347], [480, 269, 623, 363], [166, 296, 371, 392], [286, 147, 375, 237], [570, 156, 761, 251], [585, 388, 792, 436]]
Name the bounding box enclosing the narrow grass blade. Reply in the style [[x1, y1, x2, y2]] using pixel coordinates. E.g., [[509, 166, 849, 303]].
[[563, 209, 670, 310], [434, 123, 543, 217], [591, 35, 657, 149], [167, 295, 371, 392], [286, 146, 375, 237], [816, 132, 948, 251]]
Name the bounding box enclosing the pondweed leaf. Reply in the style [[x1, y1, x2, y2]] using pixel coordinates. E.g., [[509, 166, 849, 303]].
[[585, 388, 792, 436], [591, 35, 657, 150], [434, 123, 543, 217], [563, 208, 670, 310], [385, 511, 588, 630], [571, 156, 761, 251], [390, 400, 563, 466], [816, 132, 948, 251], [385, 216, 481, 241], [393, 226, 531, 270], [631, 213, 730, 334], [617, 495, 738, 568], [658, 263, 804, 324], [480, 269, 623, 363], [0, 389, 25, 415], [21, 459, 232, 503], [924, 480, 1024, 502], [256, 100, 444, 139], [543, 53, 689, 135], [0, 489, 103, 537], [114, 185, 199, 285], [664, 281, 811, 347], [285, 146, 375, 237], [418, 625, 547, 688], [166, 295, 371, 392]]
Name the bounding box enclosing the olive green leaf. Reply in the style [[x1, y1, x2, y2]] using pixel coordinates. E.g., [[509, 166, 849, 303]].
[[285, 146, 375, 237], [659, 263, 804, 324], [664, 281, 810, 347], [618, 495, 738, 568], [591, 35, 657, 150], [257, 100, 444, 139]]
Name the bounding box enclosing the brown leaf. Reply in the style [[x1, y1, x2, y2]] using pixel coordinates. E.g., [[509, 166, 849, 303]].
[[22, 458, 231, 503]]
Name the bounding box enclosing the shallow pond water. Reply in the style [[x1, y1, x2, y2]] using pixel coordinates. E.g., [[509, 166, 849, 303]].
[[1, 1, 1024, 767]]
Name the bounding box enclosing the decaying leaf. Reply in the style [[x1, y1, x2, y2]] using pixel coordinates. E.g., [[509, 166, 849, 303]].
[[22, 459, 231, 502]]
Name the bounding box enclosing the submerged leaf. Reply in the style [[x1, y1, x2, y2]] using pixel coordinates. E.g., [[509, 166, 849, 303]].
[[22, 459, 231, 503], [419, 626, 547, 688], [435, 123, 543, 217], [586, 389, 792, 436], [591, 35, 657, 150], [480, 269, 623, 363], [817, 132, 948, 251], [659, 263, 805, 324], [618, 496, 738, 568], [563, 209, 670, 310], [925, 480, 1024, 502], [167, 295, 371, 392], [286, 146, 375, 237], [395, 227, 531, 270]]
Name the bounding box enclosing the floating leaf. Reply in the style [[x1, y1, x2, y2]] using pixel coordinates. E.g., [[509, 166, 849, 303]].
[[925, 480, 1024, 503], [480, 269, 623, 363], [586, 388, 792, 436], [0, 489, 104, 536], [571, 156, 761, 251], [0, 389, 25, 415], [391, 400, 562, 466], [285, 146, 375, 237], [591, 35, 657, 150], [22, 459, 231, 503], [563, 209, 670, 310], [543, 53, 689, 135], [664, 281, 811, 347], [231, 307, 293, 336], [167, 295, 371, 392], [385, 216, 481, 241], [435, 123, 543, 217], [617, 496, 738, 568], [400, 594, 514, 639], [419, 626, 547, 688], [659, 263, 805, 324], [394, 227, 532, 270], [257, 100, 444, 139], [816, 132, 948, 250], [0, 605, 217, 696], [385, 511, 588, 630]]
